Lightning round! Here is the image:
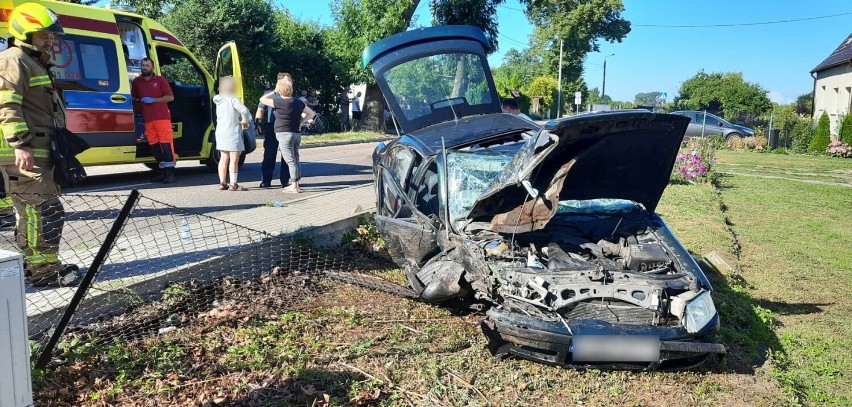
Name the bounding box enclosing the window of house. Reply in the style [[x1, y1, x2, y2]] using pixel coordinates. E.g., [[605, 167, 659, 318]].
[[50, 34, 120, 92]]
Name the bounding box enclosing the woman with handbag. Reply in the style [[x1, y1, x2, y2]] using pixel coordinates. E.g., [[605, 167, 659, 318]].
[[213, 76, 252, 191], [259, 77, 315, 193]]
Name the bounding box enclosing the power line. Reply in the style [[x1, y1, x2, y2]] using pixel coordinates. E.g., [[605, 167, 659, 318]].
[[497, 4, 525, 13], [634, 11, 852, 28], [498, 32, 528, 47]]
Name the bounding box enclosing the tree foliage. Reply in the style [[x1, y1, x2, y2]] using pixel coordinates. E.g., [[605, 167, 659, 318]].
[[521, 0, 629, 85], [809, 111, 831, 153], [634, 91, 661, 107], [796, 92, 814, 117], [431, 0, 504, 53], [840, 114, 852, 145], [109, 0, 173, 19], [162, 0, 279, 105], [526, 76, 558, 113], [676, 71, 771, 120]]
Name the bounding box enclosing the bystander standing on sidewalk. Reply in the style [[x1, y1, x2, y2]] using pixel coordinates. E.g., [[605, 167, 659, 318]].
[[338, 87, 349, 131], [350, 91, 362, 130], [255, 72, 290, 188], [213, 77, 251, 191], [260, 78, 315, 193]]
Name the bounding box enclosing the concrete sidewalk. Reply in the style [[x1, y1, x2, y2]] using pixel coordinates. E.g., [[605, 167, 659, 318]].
[[26, 184, 376, 336]]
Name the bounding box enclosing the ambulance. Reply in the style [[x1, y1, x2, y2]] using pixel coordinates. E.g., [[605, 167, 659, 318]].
[[0, 0, 244, 171]]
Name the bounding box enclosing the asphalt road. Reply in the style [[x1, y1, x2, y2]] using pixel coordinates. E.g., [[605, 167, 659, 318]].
[[63, 141, 380, 219]]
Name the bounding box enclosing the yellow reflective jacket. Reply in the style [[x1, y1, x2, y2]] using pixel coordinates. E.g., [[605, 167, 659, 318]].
[[0, 41, 66, 165]]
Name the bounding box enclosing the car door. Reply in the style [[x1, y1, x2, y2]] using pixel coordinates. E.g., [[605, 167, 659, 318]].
[[214, 42, 243, 102], [375, 146, 439, 266], [700, 114, 728, 138], [683, 112, 703, 139]]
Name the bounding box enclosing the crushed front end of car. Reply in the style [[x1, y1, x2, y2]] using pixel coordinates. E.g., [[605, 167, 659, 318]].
[[364, 25, 725, 370]]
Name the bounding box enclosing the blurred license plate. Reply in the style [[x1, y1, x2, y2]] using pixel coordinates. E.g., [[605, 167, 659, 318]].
[[572, 335, 660, 362]]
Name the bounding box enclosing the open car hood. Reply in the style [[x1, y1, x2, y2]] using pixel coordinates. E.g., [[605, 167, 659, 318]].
[[363, 26, 503, 133], [459, 111, 690, 233]]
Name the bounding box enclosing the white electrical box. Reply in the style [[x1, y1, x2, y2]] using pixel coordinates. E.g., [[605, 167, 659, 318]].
[[0, 249, 33, 407]]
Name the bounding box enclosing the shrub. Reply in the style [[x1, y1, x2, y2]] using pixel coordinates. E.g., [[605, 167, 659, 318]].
[[672, 138, 717, 183], [789, 118, 815, 152], [840, 114, 852, 144], [827, 140, 852, 158], [728, 138, 746, 150], [706, 135, 727, 150], [809, 112, 831, 153]]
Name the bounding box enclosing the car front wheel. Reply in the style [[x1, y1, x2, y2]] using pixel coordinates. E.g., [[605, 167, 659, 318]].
[[725, 132, 743, 148]]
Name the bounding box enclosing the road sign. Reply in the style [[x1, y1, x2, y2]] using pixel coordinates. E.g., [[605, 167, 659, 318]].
[[574, 91, 582, 105]]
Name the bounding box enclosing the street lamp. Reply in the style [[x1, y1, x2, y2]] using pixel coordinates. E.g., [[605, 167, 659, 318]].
[[601, 53, 615, 102]]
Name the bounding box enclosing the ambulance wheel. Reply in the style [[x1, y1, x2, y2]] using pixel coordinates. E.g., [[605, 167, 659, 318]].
[[205, 144, 246, 171]]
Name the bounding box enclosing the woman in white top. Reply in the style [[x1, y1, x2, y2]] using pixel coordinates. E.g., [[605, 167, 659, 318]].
[[212, 76, 251, 191]]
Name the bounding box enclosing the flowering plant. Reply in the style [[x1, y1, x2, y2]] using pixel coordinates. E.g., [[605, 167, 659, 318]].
[[672, 138, 717, 183], [827, 140, 852, 158]]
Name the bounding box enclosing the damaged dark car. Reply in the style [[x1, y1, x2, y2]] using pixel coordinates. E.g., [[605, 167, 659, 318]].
[[363, 26, 725, 369]]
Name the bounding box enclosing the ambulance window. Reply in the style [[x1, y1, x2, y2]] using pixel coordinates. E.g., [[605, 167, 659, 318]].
[[50, 34, 119, 93], [157, 48, 205, 87], [118, 22, 147, 75]]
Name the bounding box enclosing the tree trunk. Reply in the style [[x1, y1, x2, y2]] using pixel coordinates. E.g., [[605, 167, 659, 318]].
[[359, 83, 386, 133], [359, 0, 420, 133]]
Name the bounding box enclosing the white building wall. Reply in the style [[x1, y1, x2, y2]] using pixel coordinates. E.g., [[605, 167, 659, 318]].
[[813, 63, 852, 136]]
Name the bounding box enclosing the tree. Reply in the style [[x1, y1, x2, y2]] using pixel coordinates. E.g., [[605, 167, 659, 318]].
[[809, 112, 831, 153], [431, 0, 504, 53], [840, 114, 852, 144], [520, 0, 630, 90], [634, 91, 661, 107], [525, 76, 558, 114], [675, 71, 771, 120], [162, 0, 278, 105], [327, 0, 420, 132], [796, 92, 814, 117]]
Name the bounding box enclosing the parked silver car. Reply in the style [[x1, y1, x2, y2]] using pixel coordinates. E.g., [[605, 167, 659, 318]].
[[671, 110, 754, 141]]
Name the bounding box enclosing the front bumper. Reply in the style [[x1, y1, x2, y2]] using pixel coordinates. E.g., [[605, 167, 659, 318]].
[[483, 307, 725, 370]]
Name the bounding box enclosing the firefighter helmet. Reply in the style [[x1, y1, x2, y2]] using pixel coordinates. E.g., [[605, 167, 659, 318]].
[[8, 3, 64, 42]]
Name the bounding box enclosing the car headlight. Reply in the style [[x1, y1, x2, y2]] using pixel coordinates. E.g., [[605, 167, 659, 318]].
[[685, 292, 717, 333]]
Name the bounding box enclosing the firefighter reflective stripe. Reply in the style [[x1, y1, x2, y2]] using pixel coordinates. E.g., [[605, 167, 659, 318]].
[[24, 204, 58, 265], [0, 121, 28, 136], [29, 75, 51, 87], [27, 252, 58, 265], [0, 91, 23, 104], [0, 147, 49, 158], [26, 204, 37, 249], [0, 197, 12, 209]]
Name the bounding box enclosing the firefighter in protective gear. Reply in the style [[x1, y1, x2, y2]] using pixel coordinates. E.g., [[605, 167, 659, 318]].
[[0, 2, 80, 287]]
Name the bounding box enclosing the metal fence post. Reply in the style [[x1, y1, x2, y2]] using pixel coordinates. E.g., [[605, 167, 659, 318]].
[[35, 189, 141, 368]]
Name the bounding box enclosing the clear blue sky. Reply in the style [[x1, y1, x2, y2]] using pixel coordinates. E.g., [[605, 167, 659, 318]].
[[278, 0, 852, 104]]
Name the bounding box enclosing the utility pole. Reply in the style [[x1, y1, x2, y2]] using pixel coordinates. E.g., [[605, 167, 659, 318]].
[[602, 53, 614, 102], [556, 39, 563, 118]]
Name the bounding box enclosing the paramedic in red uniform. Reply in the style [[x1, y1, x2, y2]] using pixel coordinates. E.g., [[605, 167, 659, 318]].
[[131, 57, 176, 183]]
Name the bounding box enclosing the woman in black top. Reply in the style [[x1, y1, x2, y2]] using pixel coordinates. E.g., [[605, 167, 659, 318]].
[[260, 78, 315, 193]]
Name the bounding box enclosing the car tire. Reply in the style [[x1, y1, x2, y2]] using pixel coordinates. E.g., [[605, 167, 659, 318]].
[[143, 162, 159, 171], [205, 143, 246, 171], [725, 132, 743, 148]]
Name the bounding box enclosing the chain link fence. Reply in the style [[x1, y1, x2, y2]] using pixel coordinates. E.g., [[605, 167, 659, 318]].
[[0, 190, 401, 368]]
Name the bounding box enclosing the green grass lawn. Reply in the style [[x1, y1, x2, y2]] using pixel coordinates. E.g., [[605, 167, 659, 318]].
[[663, 151, 852, 405], [256, 131, 391, 148]]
